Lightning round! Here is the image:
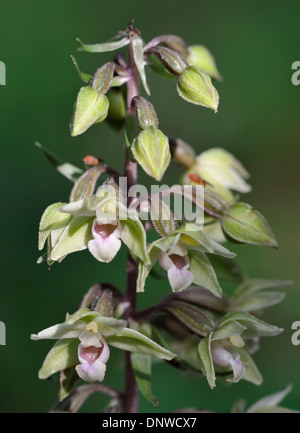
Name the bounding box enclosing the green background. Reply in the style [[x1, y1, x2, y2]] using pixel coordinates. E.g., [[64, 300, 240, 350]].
[[0, 0, 299, 413]]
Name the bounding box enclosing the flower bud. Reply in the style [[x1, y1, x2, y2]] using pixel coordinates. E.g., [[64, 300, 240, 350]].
[[132, 96, 159, 130], [71, 86, 109, 136], [90, 62, 116, 93], [150, 46, 188, 76], [169, 138, 196, 168], [177, 66, 219, 112], [187, 45, 222, 81], [150, 197, 178, 237], [132, 126, 171, 181]]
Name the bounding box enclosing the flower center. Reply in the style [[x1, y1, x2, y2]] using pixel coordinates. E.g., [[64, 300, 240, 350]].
[[94, 223, 117, 239], [80, 346, 103, 364], [169, 254, 187, 270]]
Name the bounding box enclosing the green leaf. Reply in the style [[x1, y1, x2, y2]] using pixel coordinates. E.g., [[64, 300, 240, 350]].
[[131, 35, 150, 95], [187, 45, 222, 81], [230, 291, 285, 312], [212, 321, 246, 341], [69, 165, 107, 202], [173, 287, 229, 313], [31, 310, 98, 340], [120, 216, 150, 264], [235, 348, 262, 386], [232, 279, 292, 301], [198, 333, 215, 389], [131, 352, 160, 408], [188, 250, 222, 298], [247, 385, 293, 413], [38, 339, 79, 380], [222, 203, 278, 248], [76, 36, 130, 53], [208, 256, 245, 283], [163, 300, 214, 337], [50, 216, 94, 261], [93, 316, 127, 337], [148, 55, 177, 80], [70, 55, 92, 83], [177, 224, 235, 258], [38, 202, 71, 250], [106, 328, 175, 360], [59, 367, 80, 402], [136, 235, 179, 292], [249, 407, 299, 413], [218, 312, 283, 339], [35, 142, 83, 182]]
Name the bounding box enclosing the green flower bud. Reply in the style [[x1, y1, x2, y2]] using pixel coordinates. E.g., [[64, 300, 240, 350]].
[[187, 45, 222, 81], [71, 86, 109, 136], [150, 46, 188, 76], [90, 62, 116, 93], [177, 66, 219, 112], [133, 96, 159, 130], [132, 126, 171, 181]]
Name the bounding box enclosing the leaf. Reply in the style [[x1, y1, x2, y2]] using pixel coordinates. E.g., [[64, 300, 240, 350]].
[[38, 202, 71, 250], [50, 216, 94, 261], [131, 35, 150, 95], [148, 56, 177, 80], [106, 328, 175, 360], [93, 316, 127, 337], [232, 279, 292, 302], [136, 235, 179, 292], [35, 142, 83, 182], [208, 256, 245, 283], [188, 250, 222, 298], [70, 55, 92, 83], [162, 300, 214, 337], [69, 165, 107, 202], [247, 385, 293, 413], [120, 216, 150, 264], [178, 224, 236, 258], [212, 321, 246, 341], [59, 367, 80, 402], [218, 312, 283, 339], [38, 339, 79, 380], [31, 311, 98, 340], [222, 203, 279, 248], [230, 291, 285, 312], [235, 348, 262, 386], [173, 287, 229, 313], [131, 353, 160, 408], [76, 36, 130, 53], [198, 334, 215, 389]]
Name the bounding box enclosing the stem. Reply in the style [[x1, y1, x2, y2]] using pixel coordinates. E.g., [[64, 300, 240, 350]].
[[122, 24, 140, 413]]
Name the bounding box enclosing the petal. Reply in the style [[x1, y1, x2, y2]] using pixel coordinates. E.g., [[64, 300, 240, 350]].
[[98, 340, 110, 363], [229, 357, 245, 383], [159, 252, 173, 271], [76, 360, 107, 382], [88, 237, 121, 263], [211, 342, 233, 368], [167, 265, 194, 292], [79, 330, 102, 348]]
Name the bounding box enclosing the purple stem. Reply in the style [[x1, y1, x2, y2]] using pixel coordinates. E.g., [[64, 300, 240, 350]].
[[122, 25, 140, 413]]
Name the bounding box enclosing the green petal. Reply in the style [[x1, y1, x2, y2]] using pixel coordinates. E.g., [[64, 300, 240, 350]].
[[38, 339, 79, 380]]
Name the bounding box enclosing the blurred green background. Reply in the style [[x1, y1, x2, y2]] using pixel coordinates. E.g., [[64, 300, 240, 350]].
[[0, 0, 299, 413]]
